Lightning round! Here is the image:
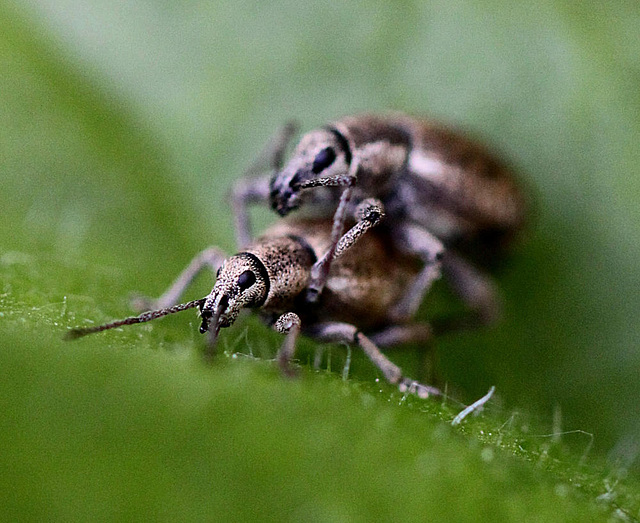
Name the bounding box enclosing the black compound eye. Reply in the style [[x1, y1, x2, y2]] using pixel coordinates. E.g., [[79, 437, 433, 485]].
[[312, 147, 336, 174], [289, 171, 302, 189], [237, 270, 256, 291]]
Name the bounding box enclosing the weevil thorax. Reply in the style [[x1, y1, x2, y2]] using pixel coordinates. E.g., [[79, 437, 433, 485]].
[[269, 128, 350, 216], [331, 115, 412, 192], [243, 234, 317, 310], [199, 253, 268, 335], [199, 234, 317, 336]]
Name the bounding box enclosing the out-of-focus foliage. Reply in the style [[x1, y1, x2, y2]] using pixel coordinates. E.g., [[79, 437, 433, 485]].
[[1, 0, 639, 519]]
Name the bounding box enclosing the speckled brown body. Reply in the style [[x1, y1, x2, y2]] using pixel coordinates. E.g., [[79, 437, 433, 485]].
[[255, 219, 419, 331], [67, 213, 443, 399], [267, 113, 526, 256], [231, 112, 529, 315], [330, 114, 526, 250], [68, 114, 527, 400]]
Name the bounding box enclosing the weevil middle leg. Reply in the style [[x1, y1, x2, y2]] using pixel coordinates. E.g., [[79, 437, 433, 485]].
[[273, 314, 441, 398], [131, 247, 227, 311], [387, 222, 445, 323], [304, 320, 441, 398], [368, 323, 433, 347]]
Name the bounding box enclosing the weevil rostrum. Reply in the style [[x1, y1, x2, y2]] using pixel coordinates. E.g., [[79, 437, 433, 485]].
[[232, 113, 527, 323], [67, 200, 440, 398]]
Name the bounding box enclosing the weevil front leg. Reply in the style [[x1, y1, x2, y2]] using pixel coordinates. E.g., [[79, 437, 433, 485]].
[[306, 197, 383, 302], [273, 312, 302, 376], [307, 321, 441, 399], [388, 222, 445, 323], [231, 122, 298, 248], [244, 121, 299, 177], [131, 247, 227, 311]]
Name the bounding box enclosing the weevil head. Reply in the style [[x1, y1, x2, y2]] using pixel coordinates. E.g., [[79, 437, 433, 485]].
[[270, 128, 351, 216], [199, 253, 269, 340]]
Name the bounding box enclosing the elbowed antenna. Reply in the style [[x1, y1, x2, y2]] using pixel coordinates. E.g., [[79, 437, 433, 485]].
[[64, 298, 206, 340]]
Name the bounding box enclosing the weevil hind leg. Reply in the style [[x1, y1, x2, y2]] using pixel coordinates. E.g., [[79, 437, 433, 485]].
[[369, 322, 438, 386], [441, 252, 502, 327], [131, 247, 227, 312], [231, 122, 299, 248], [307, 321, 441, 399], [388, 222, 445, 323]]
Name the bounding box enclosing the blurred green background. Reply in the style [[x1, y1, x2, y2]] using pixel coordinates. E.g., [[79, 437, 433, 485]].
[[1, 0, 639, 519]]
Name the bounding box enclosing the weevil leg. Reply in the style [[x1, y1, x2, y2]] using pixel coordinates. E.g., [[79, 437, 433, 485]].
[[306, 196, 382, 303], [319, 198, 384, 262], [231, 121, 299, 248], [131, 247, 227, 311], [369, 322, 437, 384], [273, 312, 302, 377], [440, 252, 502, 326], [244, 120, 299, 176], [368, 323, 432, 347], [307, 321, 441, 399], [388, 223, 445, 323], [305, 186, 353, 301], [230, 174, 273, 249]]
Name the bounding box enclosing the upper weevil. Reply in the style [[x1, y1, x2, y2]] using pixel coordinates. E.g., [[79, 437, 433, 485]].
[[67, 201, 440, 399], [232, 113, 527, 323]]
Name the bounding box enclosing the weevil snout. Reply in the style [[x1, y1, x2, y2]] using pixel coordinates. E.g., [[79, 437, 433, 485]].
[[200, 254, 269, 340], [270, 173, 303, 216], [198, 295, 227, 335], [269, 128, 350, 216]]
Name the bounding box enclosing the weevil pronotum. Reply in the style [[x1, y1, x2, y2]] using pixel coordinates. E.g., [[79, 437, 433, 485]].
[[232, 113, 527, 322], [67, 200, 441, 398]]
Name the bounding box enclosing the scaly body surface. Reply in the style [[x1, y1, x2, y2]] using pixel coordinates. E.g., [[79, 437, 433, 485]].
[[275, 114, 525, 245], [250, 218, 420, 331], [233, 113, 528, 322], [67, 205, 437, 398]]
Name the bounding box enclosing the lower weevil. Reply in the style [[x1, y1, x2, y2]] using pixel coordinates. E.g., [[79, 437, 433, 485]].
[[67, 200, 440, 398]]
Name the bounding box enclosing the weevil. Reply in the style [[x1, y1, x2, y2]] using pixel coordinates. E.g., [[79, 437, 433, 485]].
[[66, 200, 440, 398], [232, 113, 527, 322]]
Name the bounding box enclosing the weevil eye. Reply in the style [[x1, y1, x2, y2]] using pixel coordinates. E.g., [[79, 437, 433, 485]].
[[289, 171, 302, 189], [312, 147, 336, 174], [237, 270, 256, 291]]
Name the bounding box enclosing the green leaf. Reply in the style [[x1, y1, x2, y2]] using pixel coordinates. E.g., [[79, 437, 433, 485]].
[[1, 0, 639, 519]]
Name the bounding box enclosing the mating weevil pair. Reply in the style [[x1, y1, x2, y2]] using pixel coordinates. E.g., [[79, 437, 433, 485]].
[[233, 113, 526, 322], [67, 113, 527, 398]]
